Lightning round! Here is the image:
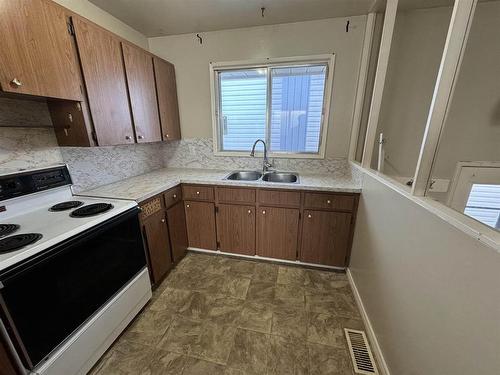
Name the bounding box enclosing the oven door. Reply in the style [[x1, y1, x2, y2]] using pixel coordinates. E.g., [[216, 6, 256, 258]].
[[0, 208, 147, 369]]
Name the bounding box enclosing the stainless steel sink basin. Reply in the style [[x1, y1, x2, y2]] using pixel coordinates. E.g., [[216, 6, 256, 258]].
[[225, 171, 262, 181], [262, 172, 299, 183]]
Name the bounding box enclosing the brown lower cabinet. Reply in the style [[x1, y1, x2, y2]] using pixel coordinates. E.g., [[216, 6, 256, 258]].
[[184, 201, 217, 250], [300, 210, 352, 267], [140, 199, 173, 284], [141, 184, 358, 272], [216, 204, 255, 255], [257, 206, 300, 261], [166, 201, 188, 263]]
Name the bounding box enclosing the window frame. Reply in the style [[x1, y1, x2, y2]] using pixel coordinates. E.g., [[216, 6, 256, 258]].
[[209, 55, 335, 158]]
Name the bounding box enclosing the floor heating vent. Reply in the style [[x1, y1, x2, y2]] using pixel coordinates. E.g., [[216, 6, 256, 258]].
[[344, 328, 378, 374]]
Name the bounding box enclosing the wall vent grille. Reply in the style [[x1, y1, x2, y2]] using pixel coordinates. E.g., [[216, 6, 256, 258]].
[[344, 328, 378, 374]]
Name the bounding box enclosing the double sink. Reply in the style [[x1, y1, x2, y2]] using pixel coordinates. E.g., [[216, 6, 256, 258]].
[[225, 171, 299, 184]]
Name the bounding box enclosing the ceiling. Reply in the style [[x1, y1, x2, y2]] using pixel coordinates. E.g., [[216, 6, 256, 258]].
[[89, 0, 464, 37], [88, 0, 378, 37]]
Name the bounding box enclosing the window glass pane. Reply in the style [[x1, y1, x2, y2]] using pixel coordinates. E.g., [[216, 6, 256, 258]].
[[370, 1, 453, 187], [426, 0, 500, 231], [269, 65, 326, 153], [219, 69, 267, 151], [464, 184, 500, 230]]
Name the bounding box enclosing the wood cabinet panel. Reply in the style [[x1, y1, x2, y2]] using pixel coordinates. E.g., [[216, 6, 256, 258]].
[[164, 186, 182, 209], [257, 206, 299, 260], [122, 43, 162, 143], [153, 57, 181, 141], [142, 209, 173, 284], [304, 193, 355, 211], [185, 201, 217, 250], [216, 204, 255, 255], [0, 0, 81, 100], [72, 17, 134, 146], [216, 187, 256, 204], [167, 201, 188, 263], [183, 185, 214, 201], [300, 210, 352, 267], [258, 189, 301, 207]]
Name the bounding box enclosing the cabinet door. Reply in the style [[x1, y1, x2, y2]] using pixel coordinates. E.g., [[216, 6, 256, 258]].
[[142, 210, 173, 284], [216, 204, 255, 255], [72, 17, 134, 146], [257, 207, 299, 260], [166, 201, 188, 263], [153, 57, 181, 141], [122, 44, 162, 143], [184, 201, 217, 250], [300, 210, 352, 267], [0, 0, 81, 100]]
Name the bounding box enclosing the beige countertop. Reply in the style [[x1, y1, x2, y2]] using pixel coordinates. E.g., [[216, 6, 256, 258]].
[[77, 168, 362, 203]]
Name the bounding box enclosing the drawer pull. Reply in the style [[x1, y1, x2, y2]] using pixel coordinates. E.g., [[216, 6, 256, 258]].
[[262, 210, 266, 215], [186, 204, 190, 208], [173, 194, 177, 198], [196, 191, 200, 195], [161, 218, 166, 223], [308, 214, 312, 219], [248, 210, 252, 214], [327, 199, 331, 204]]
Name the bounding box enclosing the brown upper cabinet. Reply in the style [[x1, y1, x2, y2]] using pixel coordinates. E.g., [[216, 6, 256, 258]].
[[0, 0, 81, 100], [153, 57, 181, 141], [72, 17, 135, 146], [122, 43, 162, 143]]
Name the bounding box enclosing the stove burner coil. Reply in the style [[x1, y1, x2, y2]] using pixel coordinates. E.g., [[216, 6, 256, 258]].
[[70, 203, 113, 218], [49, 201, 84, 212], [0, 233, 43, 253], [0, 224, 20, 238]]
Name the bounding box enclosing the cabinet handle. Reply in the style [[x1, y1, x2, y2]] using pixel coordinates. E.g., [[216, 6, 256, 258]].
[[308, 214, 312, 219], [262, 210, 266, 215], [166, 134, 170, 138], [248, 209, 252, 214], [125, 135, 131, 140], [161, 218, 166, 223], [138, 135, 144, 140], [196, 191, 200, 195], [173, 194, 177, 198], [186, 204, 190, 208], [326, 199, 331, 204], [10, 78, 22, 87]]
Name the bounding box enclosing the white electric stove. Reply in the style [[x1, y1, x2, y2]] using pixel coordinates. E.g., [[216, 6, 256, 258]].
[[0, 165, 151, 375]]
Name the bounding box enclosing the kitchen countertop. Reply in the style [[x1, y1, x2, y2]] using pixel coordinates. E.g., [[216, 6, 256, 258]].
[[77, 168, 362, 203]]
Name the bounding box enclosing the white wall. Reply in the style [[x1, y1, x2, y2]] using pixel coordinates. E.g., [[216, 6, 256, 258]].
[[148, 17, 367, 158], [431, 0, 500, 180], [350, 172, 500, 375], [373, 6, 452, 176], [52, 0, 148, 49]]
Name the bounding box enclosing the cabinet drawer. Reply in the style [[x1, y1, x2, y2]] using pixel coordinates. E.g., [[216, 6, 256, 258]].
[[182, 185, 214, 201], [164, 186, 182, 208], [258, 189, 301, 207], [304, 193, 355, 211], [217, 187, 256, 204], [139, 196, 163, 221]]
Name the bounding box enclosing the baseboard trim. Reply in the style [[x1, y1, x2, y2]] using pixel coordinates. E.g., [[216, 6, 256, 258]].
[[347, 269, 390, 375]]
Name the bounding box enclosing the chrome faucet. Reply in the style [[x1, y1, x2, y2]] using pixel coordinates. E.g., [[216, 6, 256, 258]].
[[250, 139, 273, 173]]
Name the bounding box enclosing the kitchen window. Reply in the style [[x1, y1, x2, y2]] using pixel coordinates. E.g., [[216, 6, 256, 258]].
[[210, 55, 335, 158]]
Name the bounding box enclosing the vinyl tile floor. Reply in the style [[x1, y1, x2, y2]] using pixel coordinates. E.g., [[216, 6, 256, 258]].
[[89, 252, 367, 375]]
